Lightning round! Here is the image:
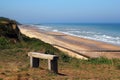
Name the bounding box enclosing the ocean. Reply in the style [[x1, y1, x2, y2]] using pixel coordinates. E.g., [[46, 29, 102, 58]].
[[34, 23, 120, 46]]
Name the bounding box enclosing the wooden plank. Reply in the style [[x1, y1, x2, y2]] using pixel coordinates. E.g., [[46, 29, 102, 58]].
[[28, 52, 58, 60]]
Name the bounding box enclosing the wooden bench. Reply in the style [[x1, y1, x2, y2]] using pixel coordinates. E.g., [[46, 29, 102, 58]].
[[28, 52, 59, 73]]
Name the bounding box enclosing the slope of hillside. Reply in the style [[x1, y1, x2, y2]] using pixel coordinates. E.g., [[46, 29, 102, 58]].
[[0, 17, 120, 80]]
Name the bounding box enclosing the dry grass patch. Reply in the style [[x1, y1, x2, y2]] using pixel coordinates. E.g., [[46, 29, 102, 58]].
[[0, 36, 120, 80]]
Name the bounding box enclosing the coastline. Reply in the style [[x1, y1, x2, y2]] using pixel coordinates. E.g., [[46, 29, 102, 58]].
[[19, 25, 120, 59]]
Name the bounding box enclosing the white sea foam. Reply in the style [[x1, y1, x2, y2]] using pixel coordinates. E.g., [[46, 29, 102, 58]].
[[36, 25, 52, 31], [60, 31, 120, 46], [35, 24, 120, 46], [53, 29, 58, 32]]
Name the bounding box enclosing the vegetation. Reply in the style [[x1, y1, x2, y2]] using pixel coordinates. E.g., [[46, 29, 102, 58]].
[[0, 17, 120, 79], [0, 37, 10, 49], [0, 17, 10, 22], [0, 17, 20, 24], [0, 35, 120, 80]]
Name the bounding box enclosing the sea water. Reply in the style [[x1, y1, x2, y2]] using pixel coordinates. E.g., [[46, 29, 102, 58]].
[[34, 23, 120, 46]]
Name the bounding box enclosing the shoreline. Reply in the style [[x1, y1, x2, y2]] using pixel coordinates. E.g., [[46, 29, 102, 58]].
[[61, 32, 120, 47], [19, 25, 120, 59], [35, 24, 120, 47]]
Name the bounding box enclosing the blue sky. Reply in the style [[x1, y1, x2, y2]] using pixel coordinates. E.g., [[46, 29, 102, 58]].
[[0, 0, 120, 23]]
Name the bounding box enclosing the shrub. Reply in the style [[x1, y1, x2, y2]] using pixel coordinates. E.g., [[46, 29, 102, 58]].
[[45, 50, 54, 55], [61, 53, 71, 62], [0, 37, 10, 49]]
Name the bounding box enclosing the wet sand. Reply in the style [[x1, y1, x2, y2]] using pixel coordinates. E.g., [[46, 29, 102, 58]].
[[19, 25, 120, 59]]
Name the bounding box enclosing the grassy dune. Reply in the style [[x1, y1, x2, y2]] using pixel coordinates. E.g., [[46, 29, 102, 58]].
[[0, 35, 120, 80]]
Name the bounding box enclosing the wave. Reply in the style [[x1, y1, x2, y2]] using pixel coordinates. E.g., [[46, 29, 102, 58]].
[[34, 25, 50, 30], [53, 29, 59, 32], [35, 24, 120, 46], [62, 31, 120, 45]]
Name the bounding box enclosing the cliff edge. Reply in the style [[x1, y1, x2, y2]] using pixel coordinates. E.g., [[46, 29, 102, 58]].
[[0, 17, 22, 43]]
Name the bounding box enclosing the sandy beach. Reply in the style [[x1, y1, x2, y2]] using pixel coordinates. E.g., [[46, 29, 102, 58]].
[[19, 25, 120, 59]]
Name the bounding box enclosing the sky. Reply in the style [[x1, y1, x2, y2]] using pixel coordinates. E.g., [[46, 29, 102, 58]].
[[0, 0, 120, 24]]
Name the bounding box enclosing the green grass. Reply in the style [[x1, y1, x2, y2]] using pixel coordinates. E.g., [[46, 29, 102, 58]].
[[0, 35, 120, 66], [1, 35, 119, 66], [87, 57, 113, 64], [0, 37, 10, 49], [60, 53, 71, 62], [0, 35, 120, 79]]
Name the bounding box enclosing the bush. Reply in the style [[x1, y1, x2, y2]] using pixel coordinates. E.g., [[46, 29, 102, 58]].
[[61, 53, 71, 62], [0, 37, 10, 49], [45, 50, 54, 55]]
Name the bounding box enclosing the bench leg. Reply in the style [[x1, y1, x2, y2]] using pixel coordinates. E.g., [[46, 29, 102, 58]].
[[30, 57, 39, 68], [48, 57, 58, 73]]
